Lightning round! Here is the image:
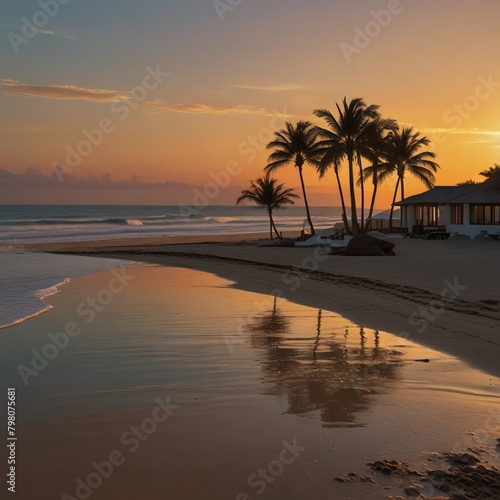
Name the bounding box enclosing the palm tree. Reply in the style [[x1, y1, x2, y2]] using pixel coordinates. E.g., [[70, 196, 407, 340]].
[[457, 164, 500, 185], [376, 127, 440, 229], [479, 164, 500, 179], [359, 117, 398, 229], [265, 121, 321, 235], [314, 98, 380, 236], [236, 174, 299, 239], [316, 139, 351, 233]]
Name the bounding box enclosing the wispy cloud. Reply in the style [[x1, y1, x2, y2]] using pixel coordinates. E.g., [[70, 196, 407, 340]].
[[37, 29, 75, 39], [420, 127, 500, 137], [0, 168, 246, 195], [1, 24, 75, 39], [0, 168, 245, 204], [0, 124, 58, 133], [144, 100, 275, 116], [234, 84, 306, 92], [0, 78, 284, 117], [0, 79, 128, 102], [0, 168, 194, 189]]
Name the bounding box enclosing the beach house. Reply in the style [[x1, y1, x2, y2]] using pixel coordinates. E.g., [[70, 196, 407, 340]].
[[396, 172, 500, 238]]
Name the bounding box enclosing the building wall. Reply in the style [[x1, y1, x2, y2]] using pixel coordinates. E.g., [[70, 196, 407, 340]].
[[463, 203, 471, 225], [403, 206, 416, 228], [448, 224, 500, 238], [403, 202, 500, 236], [448, 203, 500, 237]]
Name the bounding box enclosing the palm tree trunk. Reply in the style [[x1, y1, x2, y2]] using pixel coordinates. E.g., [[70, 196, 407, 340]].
[[298, 166, 315, 235], [347, 152, 359, 236], [389, 176, 400, 232], [358, 156, 365, 232], [268, 209, 280, 239], [367, 159, 379, 229], [367, 182, 378, 233], [398, 172, 405, 231], [272, 218, 281, 239], [334, 168, 350, 233]]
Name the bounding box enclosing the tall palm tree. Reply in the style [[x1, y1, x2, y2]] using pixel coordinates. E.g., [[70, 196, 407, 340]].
[[358, 117, 398, 228], [236, 174, 299, 239], [314, 98, 380, 236], [265, 121, 321, 235], [376, 127, 440, 229], [314, 142, 351, 233]]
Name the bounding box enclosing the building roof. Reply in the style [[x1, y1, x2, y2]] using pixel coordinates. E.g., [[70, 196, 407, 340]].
[[396, 172, 500, 205], [395, 186, 474, 205], [368, 208, 400, 220], [451, 173, 500, 203]]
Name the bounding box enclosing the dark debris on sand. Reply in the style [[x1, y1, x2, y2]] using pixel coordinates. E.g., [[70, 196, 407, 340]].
[[420, 451, 500, 500], [330, 235, 396, 256], [337, 445, 500, 500]]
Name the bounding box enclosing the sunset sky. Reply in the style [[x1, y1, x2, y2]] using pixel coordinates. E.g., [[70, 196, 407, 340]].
[[1, 0, 499, 206]]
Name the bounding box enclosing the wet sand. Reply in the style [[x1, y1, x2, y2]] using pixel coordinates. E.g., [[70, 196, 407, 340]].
[[5, 234, 500, 498], [29, 233, 500, 378], [2, 264, 500, 499]]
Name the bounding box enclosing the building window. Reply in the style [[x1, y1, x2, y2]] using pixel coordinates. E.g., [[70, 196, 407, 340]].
[[416, 205, 439, 226], [450, 204, 463, 224], [470, 204, 500, 225]]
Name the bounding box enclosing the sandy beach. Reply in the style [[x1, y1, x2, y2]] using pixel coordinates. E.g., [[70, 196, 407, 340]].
[[4, 1, 500, 498], [28, 233, 500, 378], [4, 233, 500, 499]]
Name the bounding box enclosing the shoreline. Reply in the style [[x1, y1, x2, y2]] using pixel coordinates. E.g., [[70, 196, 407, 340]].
[[25, 232, 500, 379], [6, 234, 500, 499], [0, 251, 131, 332], [17, 231, 291, 251]]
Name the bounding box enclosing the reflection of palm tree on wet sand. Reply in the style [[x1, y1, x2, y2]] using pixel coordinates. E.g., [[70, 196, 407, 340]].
[[247, 300, 404, 427], [248, 296, 290, 350], [312, 310, 322, 362]]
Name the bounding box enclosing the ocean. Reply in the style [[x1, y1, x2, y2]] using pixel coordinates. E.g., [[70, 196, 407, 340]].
[[0, 204, 343, 331], [0, 204, 344, 245]]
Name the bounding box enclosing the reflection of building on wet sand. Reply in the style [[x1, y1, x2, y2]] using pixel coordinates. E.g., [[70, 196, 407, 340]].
[[247, 298, 404, 428]]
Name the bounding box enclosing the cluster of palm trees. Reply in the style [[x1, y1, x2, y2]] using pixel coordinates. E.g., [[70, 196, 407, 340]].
[[237, 97, 440, 239], [458, 164, 500, 185]]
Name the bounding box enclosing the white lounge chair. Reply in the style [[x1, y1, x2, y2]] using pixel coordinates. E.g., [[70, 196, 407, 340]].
[[295, 228, 349, 247]]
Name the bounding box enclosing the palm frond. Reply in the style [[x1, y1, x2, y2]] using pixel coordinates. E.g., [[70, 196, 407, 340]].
[[236, 173, 298, 209]]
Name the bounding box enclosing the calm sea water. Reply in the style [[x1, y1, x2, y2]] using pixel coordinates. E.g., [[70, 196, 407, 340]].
[[0, 205, 343, 331], [0, 252, 130, 330]]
